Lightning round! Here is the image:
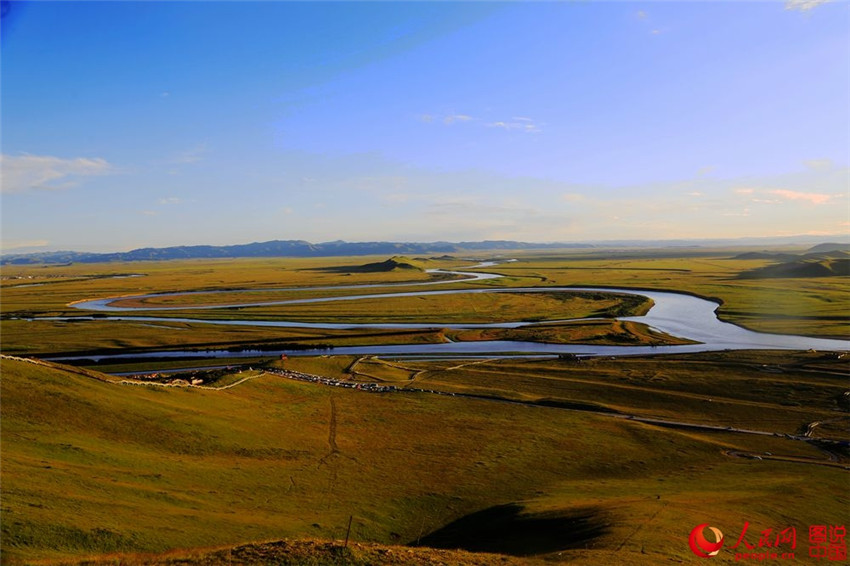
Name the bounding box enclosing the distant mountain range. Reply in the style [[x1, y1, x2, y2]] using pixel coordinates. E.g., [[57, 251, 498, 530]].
[[4, 238, 849, 265], [0, 239, 593, 265]]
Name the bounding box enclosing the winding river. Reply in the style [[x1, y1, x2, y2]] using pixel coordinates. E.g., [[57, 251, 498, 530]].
[[47, 264, 850, 363]]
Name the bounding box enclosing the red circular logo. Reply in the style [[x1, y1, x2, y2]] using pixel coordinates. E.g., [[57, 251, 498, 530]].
[[689, 523, 724, 558]]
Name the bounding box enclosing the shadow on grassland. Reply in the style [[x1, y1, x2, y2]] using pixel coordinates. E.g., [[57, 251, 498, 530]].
[[412, 503, 609, 556], [309, 258, 424, 273]]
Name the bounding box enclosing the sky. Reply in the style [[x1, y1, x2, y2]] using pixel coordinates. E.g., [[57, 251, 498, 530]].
[[1, 0, 848, 252]]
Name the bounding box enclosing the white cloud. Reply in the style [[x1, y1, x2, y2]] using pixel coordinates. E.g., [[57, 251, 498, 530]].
[[158, 197, 183, 205], [486, 119, 541, 133], [634, 8, 667, 35], [785, 0, 830, 11], [0, 153, 111, 193], [420, 113, 541, 133], [443, 114, 473, 125], [768, 189, 832, 205], [169, 143, 207, 165]]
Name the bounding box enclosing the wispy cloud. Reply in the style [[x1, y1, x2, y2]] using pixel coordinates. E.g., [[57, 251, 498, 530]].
[[785, 0, 830, 11], [158, 197, 184, 205], [419, 113, 475, 125], [768, 189, 832, 205], [0, 239, 50, 251], [562, 193, 587, 203], [0, 153, 111, 193], [485, 119, 541, 133], [804, 158, 833, 171], [420, 113, 542, 133], [381, 192, 414, 204], [169, 143, 207, 165], [443, 114, 473, 125], [634, 8, 667, 36]]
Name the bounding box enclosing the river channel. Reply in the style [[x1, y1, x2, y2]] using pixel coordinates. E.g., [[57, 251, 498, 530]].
[[47, 264, 850, 363]]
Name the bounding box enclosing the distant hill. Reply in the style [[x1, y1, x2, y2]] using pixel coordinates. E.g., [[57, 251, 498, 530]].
[[732, 249, 849, 262], [738, 258, 850, 279], [732, 242, 850, 279], [7, 238, 849, 266], [807, 242, 850, 254], [732, 251, 799, 261], [0, 239, 593, 265], [350, 256, 427, 272]]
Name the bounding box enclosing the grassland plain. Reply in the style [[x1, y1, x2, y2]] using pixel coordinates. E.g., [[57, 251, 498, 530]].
[[286, 352, 850, 436], [2, 356, 848, 565], [472, 248, 850, 338], [2, 248, 849, 564], [2, 248, 847, 360]]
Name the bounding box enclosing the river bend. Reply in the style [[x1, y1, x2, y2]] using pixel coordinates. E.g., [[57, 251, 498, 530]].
[[52, 265, 850, 361]]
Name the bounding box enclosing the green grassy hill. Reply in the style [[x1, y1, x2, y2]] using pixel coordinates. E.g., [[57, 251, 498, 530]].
[[2, 355, 848, 564], [738, 257, 850, 278]]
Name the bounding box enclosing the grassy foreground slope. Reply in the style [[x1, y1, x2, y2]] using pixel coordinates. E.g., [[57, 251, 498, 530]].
[[2, 356, 848, 564]]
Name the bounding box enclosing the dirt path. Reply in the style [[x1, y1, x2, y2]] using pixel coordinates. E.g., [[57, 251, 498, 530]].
[[327, 396, 339, 454], [0, 354, 116, 383], [724, 450, 847, 470], [118, 373, 265, 390]]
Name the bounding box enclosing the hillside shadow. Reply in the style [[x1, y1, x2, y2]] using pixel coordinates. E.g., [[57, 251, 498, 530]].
[[308, 264, 389, 274], [411, 503, 609, 557], [307, 257, 424, 274]]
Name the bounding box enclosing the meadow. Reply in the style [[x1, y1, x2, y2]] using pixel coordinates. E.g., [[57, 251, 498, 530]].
[[2, 354, 847, 564], [1, 247, 848, 564], [2, 247, 848, 360]]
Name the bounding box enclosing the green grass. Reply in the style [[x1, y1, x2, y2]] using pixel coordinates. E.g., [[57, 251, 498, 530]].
[[5, 248, 846, 359], [104, 289, 650, 324], [4, 248, 847, 344], [3, 356, 847, 564], [2, 248, 848, 564], [283, 351, 850, 435], [478, 251, 850, 337]]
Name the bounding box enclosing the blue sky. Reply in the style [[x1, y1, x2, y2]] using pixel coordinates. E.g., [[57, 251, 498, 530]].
[[1, 0, 848, 252]]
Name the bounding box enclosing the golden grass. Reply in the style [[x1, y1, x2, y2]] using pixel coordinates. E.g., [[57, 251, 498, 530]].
[[3, 356, 847, 564]]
